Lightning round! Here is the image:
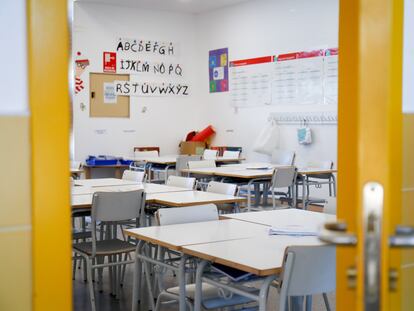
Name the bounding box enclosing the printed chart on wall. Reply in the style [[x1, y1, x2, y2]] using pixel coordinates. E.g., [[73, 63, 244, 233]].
[[229, 48, 338, 108], [229, 56, 272, 107]]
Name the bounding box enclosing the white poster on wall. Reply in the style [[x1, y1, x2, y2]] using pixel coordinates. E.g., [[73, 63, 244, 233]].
[[403, 0, 414, 113], [103, 82, 117, 104]]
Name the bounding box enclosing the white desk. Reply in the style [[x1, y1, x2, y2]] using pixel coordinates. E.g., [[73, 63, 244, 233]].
[[146, 190, 246, 207], [71, 183, 191, 196], [124, 219, 268, 251], [73, 178, 139, 187], [221, 209, 336, 229], [125, 219, 268, 311]]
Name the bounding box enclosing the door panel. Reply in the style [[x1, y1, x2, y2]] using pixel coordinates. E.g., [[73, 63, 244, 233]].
[[89, 73, 130, 118]]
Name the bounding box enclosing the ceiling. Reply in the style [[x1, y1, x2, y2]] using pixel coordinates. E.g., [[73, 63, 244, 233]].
[[74, 0, 252, 14]]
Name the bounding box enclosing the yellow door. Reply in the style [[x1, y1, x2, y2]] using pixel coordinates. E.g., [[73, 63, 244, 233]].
[[321, 0, 414, 310]]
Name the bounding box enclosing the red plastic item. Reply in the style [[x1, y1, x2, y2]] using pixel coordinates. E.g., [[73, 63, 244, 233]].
[[185, 131, 197, 142], [191, 125, 215, 142]]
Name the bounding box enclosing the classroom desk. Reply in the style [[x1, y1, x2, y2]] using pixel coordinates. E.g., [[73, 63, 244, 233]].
[[221, 208, 336, 228], [71, 187, 246, 209], [82, 164, 129, 179], [182, 164, 337, 210], [124, 219, 269, 311], [73, 177, 139, 187]]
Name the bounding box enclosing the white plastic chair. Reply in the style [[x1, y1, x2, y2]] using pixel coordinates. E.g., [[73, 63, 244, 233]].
[[323, 197, 337, 215], [278, 245, 335, 311], [71, 160, 82, 170], [203, 149, 219, 160], [187, 160, 216, 169], [305, 160, 336, 196], [271, 149, 296, 165], [270, 166, 297, 209], [156, 204, 218, 226], [166, 175, 196, 190], [206, 181, 237, 196], [134, 150, 159, 158], [122, 170, 146, 182], [222, 150, 240, 159]]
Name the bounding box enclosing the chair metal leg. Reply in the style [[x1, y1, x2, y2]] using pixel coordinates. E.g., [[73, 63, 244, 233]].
[[322, 293, 331, 311], [86, 257, 96, 311]]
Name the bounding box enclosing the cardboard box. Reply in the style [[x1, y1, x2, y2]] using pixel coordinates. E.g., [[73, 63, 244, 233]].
[[179, 141, 206, 155]]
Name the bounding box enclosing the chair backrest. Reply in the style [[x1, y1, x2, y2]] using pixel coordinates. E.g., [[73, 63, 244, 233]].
[[206, 181, 237, 196], [156, 204, 219, 226], [271, 149, 296, 166], [323, 197, 337, 215], [222, 150, 240, 159], [175, 155, 202, 175], [122, 170, 146, 182], [203, 149, 219, 160], [91, 190, 145, 222], [279, 245, 336, 310], [71, 160, 82, 170], [134, 150, 159, 158], [188, 160, 216, 169], [307, 160, 334, 169], [134, 146, 160, 154], [166, 175, 196, 189], [271, 166, 297, 188]]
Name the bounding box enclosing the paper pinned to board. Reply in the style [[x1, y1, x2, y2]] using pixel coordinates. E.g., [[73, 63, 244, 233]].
[[103, 82, 117, 104]]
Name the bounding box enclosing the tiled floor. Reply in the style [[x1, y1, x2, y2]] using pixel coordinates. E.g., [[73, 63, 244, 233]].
[[73, 261, 335, 311]]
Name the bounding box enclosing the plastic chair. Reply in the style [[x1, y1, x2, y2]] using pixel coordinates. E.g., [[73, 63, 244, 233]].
[[71, 160, 82, 170], [122, 169, 146, 182], [222, 150, 240, 159], [305, 160, 336, 196], [134, 150, 159, 158], [278, 245, 335, 311], [206, 181, 239, 213], [270, 166, 297, 209], [203, 149, 219, 160], [154, 204, 252, 311], [187, 160, 216, 169], [133, 146, 160, 154], [166, 175, 196, 190], [73, 190, 146, 311], [271, 149, 296, 166], [156, 204, 219, 226], [175, 155, 202, 176], [323, 197, 337, 215]]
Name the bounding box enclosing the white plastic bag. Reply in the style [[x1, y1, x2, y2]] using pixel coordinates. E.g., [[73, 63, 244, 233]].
[[253, 121, 280, 155], [297, 126, 312, 145]]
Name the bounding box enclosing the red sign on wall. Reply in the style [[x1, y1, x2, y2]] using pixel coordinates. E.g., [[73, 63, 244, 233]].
[[103, 52, 117, 73]]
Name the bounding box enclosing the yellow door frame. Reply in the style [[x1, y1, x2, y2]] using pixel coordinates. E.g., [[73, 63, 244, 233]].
[[338, 0, 404, 310], [28, 0, 72, 310]]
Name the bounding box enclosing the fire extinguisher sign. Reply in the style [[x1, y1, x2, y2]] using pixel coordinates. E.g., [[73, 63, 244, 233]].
[[103, 52, 117, 73]]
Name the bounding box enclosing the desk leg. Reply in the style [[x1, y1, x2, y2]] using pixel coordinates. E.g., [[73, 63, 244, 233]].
[[178, 254, 188, 311], [84, 167, 91, 179], [132, 241, 144, 311], [194, 260, 209, 311]]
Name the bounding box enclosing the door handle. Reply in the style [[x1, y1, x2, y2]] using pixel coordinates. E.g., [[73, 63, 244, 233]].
[[91, 91, 95, 99], [318, 221, 357, 246], [389, 225, 414, 247]]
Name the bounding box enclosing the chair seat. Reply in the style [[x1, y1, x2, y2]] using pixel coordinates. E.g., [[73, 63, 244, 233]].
[[72, 229, 92, 240], [73, 239, 136, 256], [167, 283, 256, 309]]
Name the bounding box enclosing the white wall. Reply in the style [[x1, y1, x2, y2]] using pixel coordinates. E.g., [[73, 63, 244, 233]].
[[195, 0, 339, 166], [73, 2, 203, 161], [0, 0, 28, 115], [73, 0, 339, 167]]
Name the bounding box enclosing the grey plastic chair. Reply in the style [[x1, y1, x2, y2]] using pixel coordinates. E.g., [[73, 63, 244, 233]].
[[270, 166, 297, 209], [271, 149, 296, 166], [175, 155, 202, 176], [122, 169, 146, 182], [278, 245, 336, 311], [206, 181, 239, 213], [166, 175, 196, 189], [73, 190, 146, 311]]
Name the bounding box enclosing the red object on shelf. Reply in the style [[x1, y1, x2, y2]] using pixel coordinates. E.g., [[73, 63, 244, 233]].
[[191, 125, 215, 142], [185, 131, 197, 142]]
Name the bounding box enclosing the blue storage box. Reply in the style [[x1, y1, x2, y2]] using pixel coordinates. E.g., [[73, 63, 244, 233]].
[[86, 155, 119, 166]]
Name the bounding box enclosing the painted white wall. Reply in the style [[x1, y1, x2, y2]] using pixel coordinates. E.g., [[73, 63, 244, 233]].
[[0, 0, 28, 115], [195, 0, 339, 167], [73, 2, 204, 161], [403, 0, 414, 113]]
